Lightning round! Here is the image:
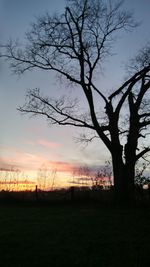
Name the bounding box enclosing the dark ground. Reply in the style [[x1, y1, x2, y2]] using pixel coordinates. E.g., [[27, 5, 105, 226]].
[[0, 197, 150, 267]]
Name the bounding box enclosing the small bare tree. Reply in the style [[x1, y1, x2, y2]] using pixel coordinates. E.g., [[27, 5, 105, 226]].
[[1, 0, 150, 202], [135, 161, 150, 187], [72, 165, 91, 186], [92, 161, 112, 189], [37, 163, 58, 191]]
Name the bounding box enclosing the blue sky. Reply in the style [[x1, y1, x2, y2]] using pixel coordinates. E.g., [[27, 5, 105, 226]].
[[0, 0, 150, 182]]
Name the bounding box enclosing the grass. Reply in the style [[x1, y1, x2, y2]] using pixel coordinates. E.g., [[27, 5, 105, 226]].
[[0, 201, 150, 266]]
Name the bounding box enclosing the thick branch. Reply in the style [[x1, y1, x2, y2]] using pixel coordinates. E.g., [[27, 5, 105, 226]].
[[136, 147, 150, 161], [109, 65, 150, 100], [139, 112, 150, 118], [90, 81, 108, 104], [84, 86, 112, 151], [140, 120, 150, 128], [113, 66, 150, 121]]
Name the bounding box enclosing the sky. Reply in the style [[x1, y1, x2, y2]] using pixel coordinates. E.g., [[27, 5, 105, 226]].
[[0, 0, 150, 189]]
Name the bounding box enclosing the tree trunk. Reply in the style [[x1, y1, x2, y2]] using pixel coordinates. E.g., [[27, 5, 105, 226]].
[[112, 154, 135, 204]]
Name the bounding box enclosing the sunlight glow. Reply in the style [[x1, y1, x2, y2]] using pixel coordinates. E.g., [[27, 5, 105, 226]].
[[0, 168, 113, 191]]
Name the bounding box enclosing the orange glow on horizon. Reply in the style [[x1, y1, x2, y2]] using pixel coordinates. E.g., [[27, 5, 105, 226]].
[[0, 169, 74, 191], [0, 169, 113, 191]]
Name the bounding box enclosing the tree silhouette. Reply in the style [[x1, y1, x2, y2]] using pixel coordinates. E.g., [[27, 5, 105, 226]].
[[1, 0, 150, 202]]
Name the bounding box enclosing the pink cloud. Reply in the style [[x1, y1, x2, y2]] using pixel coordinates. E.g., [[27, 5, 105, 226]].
[[0, 158, 14, 171], [46, 161, 75, 173], [0, 145, 75, 173], [24, 138, 61, 149], [37, 139, 61, 149], [8, 151, 48, 171], [0, 144, 48, 171]]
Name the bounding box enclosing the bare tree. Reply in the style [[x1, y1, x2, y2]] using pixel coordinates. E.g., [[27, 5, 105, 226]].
[[71, 164, 91, 186], [90, 160, 112, 189], [1, 0, 150, 202], [135, 161, 150, 187], [37, 164, 57, 190]]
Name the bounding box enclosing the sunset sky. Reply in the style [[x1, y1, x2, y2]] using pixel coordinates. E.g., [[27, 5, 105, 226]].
[[0, 0, 150, 188]]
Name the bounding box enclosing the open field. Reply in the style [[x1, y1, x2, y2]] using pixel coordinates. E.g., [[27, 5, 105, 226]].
[[0, 201, 150, 267]]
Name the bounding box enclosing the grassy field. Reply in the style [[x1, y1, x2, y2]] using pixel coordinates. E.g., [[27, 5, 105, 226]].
[[0, 202, 150, 267]]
